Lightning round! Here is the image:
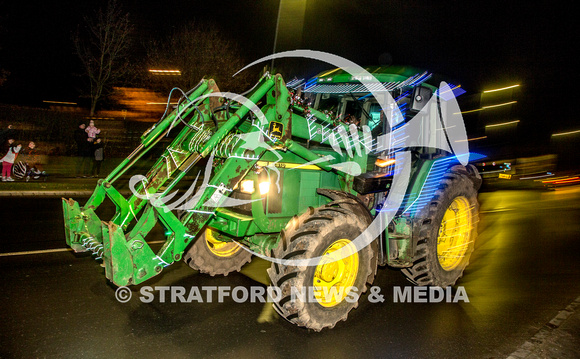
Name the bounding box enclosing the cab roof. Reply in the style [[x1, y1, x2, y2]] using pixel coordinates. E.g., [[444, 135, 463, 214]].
[[303, 65, 438, 94]]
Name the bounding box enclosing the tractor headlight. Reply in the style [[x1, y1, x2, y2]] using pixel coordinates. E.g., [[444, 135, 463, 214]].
[[240, 180, 255, 194], [375, 157, 396, 168], [259, 181, 270, 195]]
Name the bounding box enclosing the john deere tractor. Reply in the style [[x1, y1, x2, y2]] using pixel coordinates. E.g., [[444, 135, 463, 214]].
[[63, 65, 481, 331]]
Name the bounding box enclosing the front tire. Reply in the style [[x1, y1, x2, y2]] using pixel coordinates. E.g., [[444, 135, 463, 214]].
[[268, 201, 377, 331], [183, 228, 252, 276]]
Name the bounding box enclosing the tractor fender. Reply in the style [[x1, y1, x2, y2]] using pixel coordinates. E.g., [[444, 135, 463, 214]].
[[316, 188, 373, 225], [466, 164, 483, 190], [447, 164, 482, 190]]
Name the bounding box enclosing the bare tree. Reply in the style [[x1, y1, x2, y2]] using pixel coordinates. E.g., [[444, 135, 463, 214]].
[[74, 0, 132, 116], [146, 22, 253, 96]]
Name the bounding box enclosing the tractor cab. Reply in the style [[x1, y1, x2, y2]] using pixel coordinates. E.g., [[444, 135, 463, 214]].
[[304, 66, 438, 134]]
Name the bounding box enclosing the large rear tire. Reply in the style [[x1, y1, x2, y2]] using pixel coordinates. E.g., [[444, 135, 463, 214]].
[[402, 165, 480, 287], [268, 201, 377, 331], [184, 228, 252, 276]]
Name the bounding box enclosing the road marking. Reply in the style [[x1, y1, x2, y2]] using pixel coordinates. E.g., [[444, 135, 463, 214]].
[[0, 241, 167, 257], [0, 248, 73, 257]]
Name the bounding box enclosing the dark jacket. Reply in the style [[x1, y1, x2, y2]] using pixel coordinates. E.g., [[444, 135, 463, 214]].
[[0, 127, 15, 146], [1, 141, 15, 158], [74, 128, 91, 157], [0, 127, 16, 157]]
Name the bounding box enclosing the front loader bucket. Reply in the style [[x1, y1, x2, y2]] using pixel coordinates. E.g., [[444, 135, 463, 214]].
[[62, 197, 105, 254], [102, 221, 160, 286], [62, 198, 88, 253]]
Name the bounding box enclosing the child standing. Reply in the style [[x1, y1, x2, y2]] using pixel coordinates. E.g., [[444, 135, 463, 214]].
[[1, 139, 22, 181], [85, 120, 101, 140]]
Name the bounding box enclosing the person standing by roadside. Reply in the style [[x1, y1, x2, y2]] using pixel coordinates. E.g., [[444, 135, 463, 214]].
[[92, 138, 104, 177], [1, 125, 16, 158], [74, 123, 91, 177], [1, 139, 21, 181]]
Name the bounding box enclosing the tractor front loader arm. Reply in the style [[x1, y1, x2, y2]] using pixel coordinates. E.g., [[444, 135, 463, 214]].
[[62, 79, 215, 254], [63, 74, 279, 286]]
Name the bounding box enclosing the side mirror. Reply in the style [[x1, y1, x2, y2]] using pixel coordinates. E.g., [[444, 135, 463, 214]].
[[409, 85, 433, 113]]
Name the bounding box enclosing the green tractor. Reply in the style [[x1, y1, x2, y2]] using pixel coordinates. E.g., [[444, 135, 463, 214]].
[[63, 65, 481, 331]]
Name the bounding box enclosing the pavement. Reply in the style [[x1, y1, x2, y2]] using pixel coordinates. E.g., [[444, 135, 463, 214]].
[[507, 296, 580, 359], [0, 155, 156, 197], [0, 174, 134, 197]]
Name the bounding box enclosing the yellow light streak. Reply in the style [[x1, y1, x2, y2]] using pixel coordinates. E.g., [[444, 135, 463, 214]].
[[481, 101, 517, 110], [483, 84, 520, 93], [149, 69, 181, 75], [542, 176, 579, 184], [43, 100, 77, 105], [458, 108, 484, 114], [439, 84, 462, 95], [552, 129, 580, 137], [455, 136, 487, 143], [485, 120, 520, 128]]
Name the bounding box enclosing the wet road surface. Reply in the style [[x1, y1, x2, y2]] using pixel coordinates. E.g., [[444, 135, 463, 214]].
[[1, 187, 579, 358]]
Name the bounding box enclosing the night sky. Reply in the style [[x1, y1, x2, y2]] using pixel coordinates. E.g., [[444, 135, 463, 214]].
[[0, 1, 576, 142]]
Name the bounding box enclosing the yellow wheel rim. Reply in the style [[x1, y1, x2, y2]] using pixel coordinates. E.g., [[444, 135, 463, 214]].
[[205, 229, 241, 257], [437, 196, 473, 271], [313, 239, 359, 307]]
